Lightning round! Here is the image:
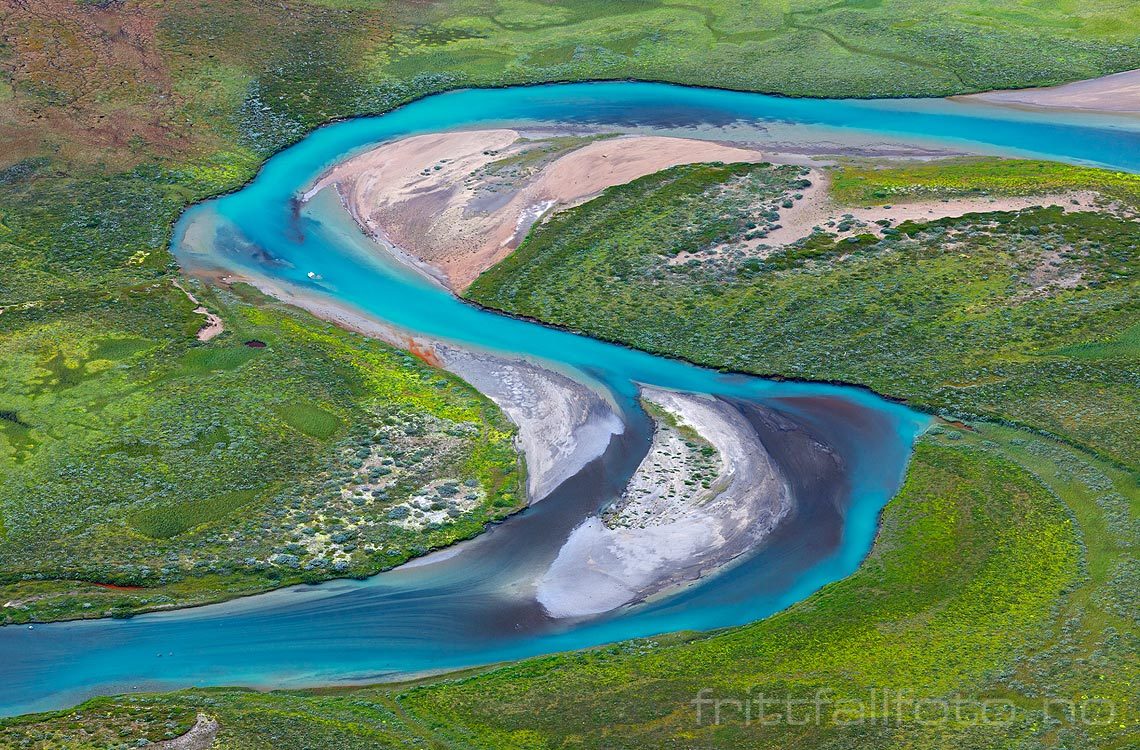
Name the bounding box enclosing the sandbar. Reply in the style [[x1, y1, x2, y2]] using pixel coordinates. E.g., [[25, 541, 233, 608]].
[[536, 387, 791, 618], [961, 68, 1140, 113], [306, 130, 771, 289]]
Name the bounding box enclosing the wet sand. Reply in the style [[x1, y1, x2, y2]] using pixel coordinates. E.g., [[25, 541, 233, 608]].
[[961, 68, 1140, 113], [537, 388, 791, 618], [434, 345, 624, 503]]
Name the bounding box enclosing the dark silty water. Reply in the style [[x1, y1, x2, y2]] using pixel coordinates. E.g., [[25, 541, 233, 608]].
[[3, 81, 1137, 717]]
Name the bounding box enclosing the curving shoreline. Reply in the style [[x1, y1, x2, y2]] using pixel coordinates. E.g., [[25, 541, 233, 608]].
[[433, 344, 624, 503], [207, 269, 623, 505], [305, 130, 775, 289], [960, 67, 1140, 113], [537, 387, 792, 618]]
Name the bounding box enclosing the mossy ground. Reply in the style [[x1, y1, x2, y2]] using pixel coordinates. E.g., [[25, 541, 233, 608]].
[[0, 282, 522, 624]]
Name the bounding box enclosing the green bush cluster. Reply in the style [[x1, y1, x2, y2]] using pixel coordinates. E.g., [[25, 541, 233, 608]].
[[468, 161, 1138, 466]]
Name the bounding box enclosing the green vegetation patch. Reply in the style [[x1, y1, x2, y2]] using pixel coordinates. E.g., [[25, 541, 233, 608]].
[[1051, 320, 1140, 360], [831, 157, 1140, 206], [469, 160, 1139, 466], [0, 289, 523, 623], [273, 401, 343, 440], [177, 345, 260, 374], [129, 490, 261, 539]]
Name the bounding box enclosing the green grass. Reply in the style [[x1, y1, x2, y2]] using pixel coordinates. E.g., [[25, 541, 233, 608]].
[[178, 345, 260, 373], [129, 490, 262, 539], [468, 160, 1139, 467], [831, 157, 1140, 207], [273, 401, 343, 440], [1052, 320, 1140, 359]]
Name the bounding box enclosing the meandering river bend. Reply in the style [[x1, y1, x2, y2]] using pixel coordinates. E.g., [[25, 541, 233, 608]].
[[3, 82, 1138, 717]]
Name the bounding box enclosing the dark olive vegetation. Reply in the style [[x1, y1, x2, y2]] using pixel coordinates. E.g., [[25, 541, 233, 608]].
[[468, 161, 1139, 467]]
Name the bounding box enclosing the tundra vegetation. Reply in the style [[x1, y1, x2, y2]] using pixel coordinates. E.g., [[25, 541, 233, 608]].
[[468, 160, 1139, 468], [0, 0, 1137, 747], [0, 281, 521, 623]]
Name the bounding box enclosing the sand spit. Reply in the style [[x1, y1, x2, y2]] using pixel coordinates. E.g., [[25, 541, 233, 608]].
[[152, 713, 219, 749], [196, 272, 620, 506], [306, 130, 770, 289], [310, 128, 1112, 279], [536, 387, 791, 619], [436, 345, 624, 504], [961, 68, 1140, 113]]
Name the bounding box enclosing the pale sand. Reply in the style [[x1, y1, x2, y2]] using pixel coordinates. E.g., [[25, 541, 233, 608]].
[[670, 167, 1109, 267], [307, 130, 770, 289], [536, 387, 790, 619], [152, 714, 218, 750], [436, 345, 623, 504], [961, 68, 1140, 113], [761, 169, 1105, 249]]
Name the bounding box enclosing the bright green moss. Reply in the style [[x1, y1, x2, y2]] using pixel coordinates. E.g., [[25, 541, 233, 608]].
[[831, 157, 1140, 207]]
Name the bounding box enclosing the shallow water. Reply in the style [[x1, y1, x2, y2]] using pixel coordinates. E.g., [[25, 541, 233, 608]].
[[3, 81, 1138, 717]]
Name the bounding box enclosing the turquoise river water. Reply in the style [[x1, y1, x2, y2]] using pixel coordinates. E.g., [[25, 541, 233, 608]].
[[2, 82, 1138, 717]]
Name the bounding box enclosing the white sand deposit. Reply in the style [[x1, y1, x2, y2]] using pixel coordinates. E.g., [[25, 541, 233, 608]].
[[306, 130, 771, 289], [436, 345, 623, 504], [536, 387, 791, 619], [153, 713, 218, 750]]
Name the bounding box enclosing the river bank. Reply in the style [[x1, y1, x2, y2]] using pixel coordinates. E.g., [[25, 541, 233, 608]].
[[305, 130, 777, 289], [310, 128, 1128, 288], [960, 67, 1140, 113], [537, 387, 791, 618]]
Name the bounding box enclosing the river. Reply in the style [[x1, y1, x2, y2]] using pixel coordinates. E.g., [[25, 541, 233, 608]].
[[2, 81, 1137, 717]]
